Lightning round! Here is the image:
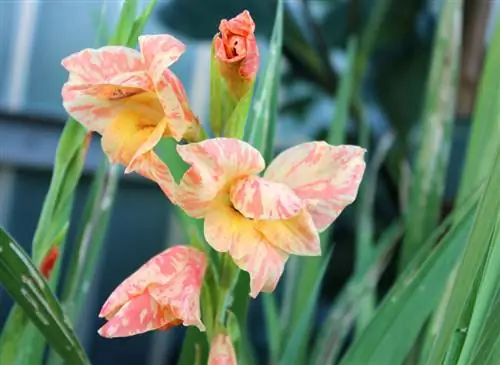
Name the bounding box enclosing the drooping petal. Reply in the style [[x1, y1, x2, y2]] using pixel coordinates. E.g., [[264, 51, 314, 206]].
[[264, 142, 366, 231], [61, 46, 151, 133], [139, 35, 198, 141], [99, 246, 205, 319], [208, 334, 237, 365], [229, 176, 303, 220], [256, 210, 321, 256], [204, 202, 287, 297], [98, 292, 179, 338], [126, 151, 177, 203], [148, 247, 207, 331], [176, 138, 265, 218]]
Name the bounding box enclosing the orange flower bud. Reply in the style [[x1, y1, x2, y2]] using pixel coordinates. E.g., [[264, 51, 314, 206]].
[[214, 10, 259, 99]]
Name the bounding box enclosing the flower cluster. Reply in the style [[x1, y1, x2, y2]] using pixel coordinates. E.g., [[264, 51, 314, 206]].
[[61, 10, 366, 364]]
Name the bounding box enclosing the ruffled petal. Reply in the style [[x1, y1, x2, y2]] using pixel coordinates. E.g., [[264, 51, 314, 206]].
[[61, 46, 151, 133], [99, 246, 204, 319], [256, 210, 321, 256], [176, 138, 265, 218], [208, 334, 237, 365], [229, 175, 303, 220], [148, 247, 206, 331], [98, 292, 179, 338], [139, 35, 198, 141], [265, 142, 366, 231], [204, 202, 287, 297]]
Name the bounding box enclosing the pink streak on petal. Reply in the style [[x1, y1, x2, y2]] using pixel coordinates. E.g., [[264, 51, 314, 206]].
[[148, 248, 207, 331], [204, 202, 287, 297], [208, 334, 238, 365], [233, 238, 288, 298], [139, 35, 185, 73], [139, 35, 198, 141], [98, 292, 178, 338], [229, 175, 303, 220], [61, 46, 152, 134], [99, 246, 205, 319], [256, 210, 321, 256], [264, 142, 366, 231], [61, 46, 146, 84], [176, 138, 265, 218]]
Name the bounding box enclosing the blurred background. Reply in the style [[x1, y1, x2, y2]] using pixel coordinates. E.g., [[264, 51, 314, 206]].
[[0, 0, 497, 364]]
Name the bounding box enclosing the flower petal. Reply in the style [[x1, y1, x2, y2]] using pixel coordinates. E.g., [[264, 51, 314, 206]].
[[176, 138, 265, 218], [204, 202, 287, 297], [139, 35, 197, 141], [61, 46, 151, 133], [208, 334, 237, 365], [99, 246, 204, 319], [126, 152, 177, 203], [139, 35, 185, 75], [264, 142, 366, 231], [98, 292, 179, 338], [256, 210, 321, 256], [229, 176, 303, 220], [148, 247, 207, 331], [100, 98, 166, 167]]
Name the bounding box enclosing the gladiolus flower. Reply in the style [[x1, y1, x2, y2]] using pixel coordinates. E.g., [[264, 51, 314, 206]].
[[208, 334, 237, 365], [40, 246, 59, 279], [98, 246, 206, 338], [61, 35, 200, 201], [214, 10, 259, 99], [175, 138, 366, 297]]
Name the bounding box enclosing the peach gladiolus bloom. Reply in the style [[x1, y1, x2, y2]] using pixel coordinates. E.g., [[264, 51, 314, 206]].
[[175, 138, 366, 297], [214, 10, 259, 98], [61, 35, 200, 201], [98, 246, 206, 338], [208, 334, 237, 365]]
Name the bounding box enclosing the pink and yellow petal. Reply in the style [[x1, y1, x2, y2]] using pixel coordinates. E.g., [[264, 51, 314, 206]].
[[229, 176, 303, 220], [264, 142, 366, 231], [208, 334, 238, 365], [98, 292, 178, 338], [176, 138, 265, 218], [99, 246, 203, 319], [61, 46, 147, 84], [256, 209, 321, 256], [138, 35, 197, 141], [126, 152, 177, 203], [203, 202, 287, 297], [147, 248, 207, 331]]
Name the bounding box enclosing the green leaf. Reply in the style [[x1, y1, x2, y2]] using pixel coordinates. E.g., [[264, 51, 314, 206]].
[[110, 0, 137, 45], [0, 229, 90, 365], [327, 36, 358, 146], [31, 119, 87, 266], [126, 0, 158, 47], [457, 191, 500, 365], [245, 0, 284, 157], [209, 42, 226, 137], [456, 15, 500, 204], [262, 294, 281, 363], [425, 148, 500, 364], [312, 221, 403, 365], [223, 89, 253, 139], [56, 162, 119, 328], [399, 0, 463, 270], [278, 249, 332, 365], [338, 185, 482, 365]]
